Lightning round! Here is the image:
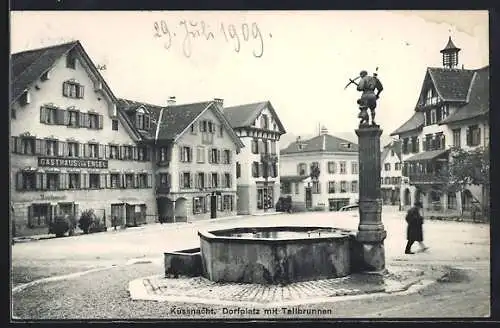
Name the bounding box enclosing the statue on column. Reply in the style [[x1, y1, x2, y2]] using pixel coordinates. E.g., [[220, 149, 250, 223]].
[[345, 69, 384, 127]]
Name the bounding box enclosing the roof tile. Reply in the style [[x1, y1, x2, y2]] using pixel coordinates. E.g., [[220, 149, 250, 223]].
[[280, 134, 358, 154]]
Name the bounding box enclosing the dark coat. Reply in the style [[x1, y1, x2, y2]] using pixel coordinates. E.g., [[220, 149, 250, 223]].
[[406, 206, 424, 242]]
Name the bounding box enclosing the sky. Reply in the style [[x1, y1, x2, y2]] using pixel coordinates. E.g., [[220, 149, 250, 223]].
[[10, 10, 489, 139]]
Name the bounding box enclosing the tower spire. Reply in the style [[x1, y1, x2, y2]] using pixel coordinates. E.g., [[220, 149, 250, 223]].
[[440, 36, 461, 69]]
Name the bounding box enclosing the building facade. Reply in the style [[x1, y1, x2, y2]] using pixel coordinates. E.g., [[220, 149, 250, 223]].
[[10, 41, 156, 236], [280, 130, 359, 211], [223, 101, 286, 215], [391, 37, 489, 217], [380, 141, 402, 205]]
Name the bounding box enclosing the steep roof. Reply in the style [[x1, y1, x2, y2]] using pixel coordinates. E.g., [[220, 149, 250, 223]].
[[381, 140, 402, 164], [223, 101, 286, 134], [157, 101, 212, 141], [11, 41, 78, 103], [440, 66, 489, 124], [440, 37, 461, 53], [10, 40, 117, 106], [280, 134, 358, 155], [390, 111, 424, 136], [117, 98, 163, 141], [426, 67, 476, 102]]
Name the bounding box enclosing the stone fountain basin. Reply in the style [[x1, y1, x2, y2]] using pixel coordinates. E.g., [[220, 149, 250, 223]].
[[198, 226, 355, 285]]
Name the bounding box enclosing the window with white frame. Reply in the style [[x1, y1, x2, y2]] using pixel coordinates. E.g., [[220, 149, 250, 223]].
[[340, 181, 347, 193], [340, 161, 347, 174], [351, 162, 358, 174]]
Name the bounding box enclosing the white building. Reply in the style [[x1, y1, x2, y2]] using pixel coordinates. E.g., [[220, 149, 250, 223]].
[[380, 141, 403, 205], [223, 101, 286, 215], [390, 37, 489, 217], [280, 129, 359, 211]]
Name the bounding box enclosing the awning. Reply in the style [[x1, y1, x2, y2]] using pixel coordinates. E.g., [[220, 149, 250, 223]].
[[405, 149, 449, 162], [280, 175, 309, 183]]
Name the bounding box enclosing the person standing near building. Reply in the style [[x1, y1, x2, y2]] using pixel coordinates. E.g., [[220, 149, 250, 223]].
[[405, 201, 429, 254]]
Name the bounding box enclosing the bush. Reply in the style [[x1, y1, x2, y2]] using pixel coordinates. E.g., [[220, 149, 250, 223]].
[[89, 217, 107, 233], [50, 215, 73, 237], [79, 209, 96, 234]]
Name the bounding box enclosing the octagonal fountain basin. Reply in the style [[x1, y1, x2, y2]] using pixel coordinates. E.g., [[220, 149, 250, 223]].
[[198, 226, 355, 285]]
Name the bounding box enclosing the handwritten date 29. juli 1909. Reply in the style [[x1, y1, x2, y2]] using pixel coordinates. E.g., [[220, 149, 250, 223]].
[[153, 19, 269, 58]]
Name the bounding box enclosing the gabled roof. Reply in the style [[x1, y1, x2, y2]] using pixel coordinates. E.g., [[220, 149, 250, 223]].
[[157, 101, 244, 148], [381, 140, 402, 164], [223, 101, 286, 134], [380, 147, 391, 166], [390, 112, 424, 136], [10, 40, 117, 106], [426, 67, 476, 102], [280, 134, 358, 155], [440, 66, 489, 124]]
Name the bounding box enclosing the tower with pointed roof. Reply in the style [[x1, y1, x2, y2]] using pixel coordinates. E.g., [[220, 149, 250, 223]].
[[440, 36, 461, 69]]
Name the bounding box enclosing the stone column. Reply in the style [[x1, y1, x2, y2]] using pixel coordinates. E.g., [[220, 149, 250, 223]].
[[354, 126, 387, 272]]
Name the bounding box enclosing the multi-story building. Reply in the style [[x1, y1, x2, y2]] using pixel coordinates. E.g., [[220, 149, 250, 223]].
[[390, 37, 489, 217], [380, 140, 402, 205], [118, 98, 244, 222], [279, 129, 359, 211], [223, 101, 286, 214], [10, 41, 157, 236]]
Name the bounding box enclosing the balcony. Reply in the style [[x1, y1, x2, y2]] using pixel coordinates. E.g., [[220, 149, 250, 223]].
[[408, 173, 448, 185], [156, 184, 171, 194], [156, 160, 170, 168]]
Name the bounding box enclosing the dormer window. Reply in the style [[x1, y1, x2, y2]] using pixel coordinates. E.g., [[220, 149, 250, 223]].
[[63, 80, 84, 99], [135, 109, 150, 130], [19, 90, 30, 106], [425, 87, 438, 106], [66, 50, 77, 69], [341, 142, 351, 149], [41, 70, 51, 81]]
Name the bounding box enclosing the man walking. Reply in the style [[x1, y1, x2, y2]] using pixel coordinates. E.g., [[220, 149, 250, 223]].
[[405, 201, 429, 254]]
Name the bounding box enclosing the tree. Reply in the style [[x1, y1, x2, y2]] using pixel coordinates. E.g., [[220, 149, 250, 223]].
[[446, 146, 489, 216]]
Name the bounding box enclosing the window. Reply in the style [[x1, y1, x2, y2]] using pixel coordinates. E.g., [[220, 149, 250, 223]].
[[88, 143, 98, 158], [261, 114, 269, 130], [46, 173, 59, 191], [136, 114, 144, 130], [452, 128, 461, 148], [252, 161, 260, 177], [66, 52, 76, 69], [270, 140, 277, 155], [466, 125, 481, 147], [122, 146, 134, 160], [138, 147, 149, 161], [441, 104, 449, 120], [196, 146, 205, 163], [182, 172, 191, 189], [295, 182, 299, 194], [41, 106, 57, 124], [351, 181, 358, 193], [125, 174, 135, 188], [190, 123, 197, 134], [68, 173, 80, 189], [402, 138, 409, 154], [340, 181, 347, 193], [411, 137, 419, 153], [236, 162, 241, 178], [197, 172, 205, 189], [211, 173, 218, 188], [17, 171, 37, 191], [223, 195, 232, 211], [200, 120, 207, 132], [395, 163, 401, 170], [112, 119, 119, 131], [384, 177, 391, 185], [89, 173, 100, 189], [159, 147, 168, 162], [282, 182, 291, 194], [62, 81, 84, 98], [159, 173, 170, 187], [28, 204, 51, 228], [219, 125, 224, 137], [20, 91, 31, 106], [223, 149, 231, 164], [224, 173, 231, 188], [68, 110, 79, 127], [109, 145, 119, 159], [328, 181, 336, 194], [46, 140, 57, 156], [425, 88, 438, 106], [312, 181, 320, 194], [251, 139, 259, 154], [181, 146, 192, 162], [430, 109, 437, 125], [110, 174, 120, 189], [88, 113, 99, 129], [384, 163, 391, 171], [340, 161, 347, 174], [210, 148, 219, 164], [136, 174, 148, 188], [436, 132, 445, 150], [351, 162, 358, 174], [67, 142, 79, 157], [328, 162, 336, 174], [207, 121, 214, 133], [298, 163, 307, 176], [193, 197, 206, 214]]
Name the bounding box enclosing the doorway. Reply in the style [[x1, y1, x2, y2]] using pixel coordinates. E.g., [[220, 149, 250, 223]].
[[210, 195, 217, 219], [305, 187, 312, 209]]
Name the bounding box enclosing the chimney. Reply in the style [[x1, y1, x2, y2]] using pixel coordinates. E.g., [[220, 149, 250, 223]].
[[214, 98, 224, 108], [167, 96, 176, 106]]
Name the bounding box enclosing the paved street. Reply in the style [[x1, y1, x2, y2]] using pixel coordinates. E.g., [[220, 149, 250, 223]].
[[11, 207, 491, 319]]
